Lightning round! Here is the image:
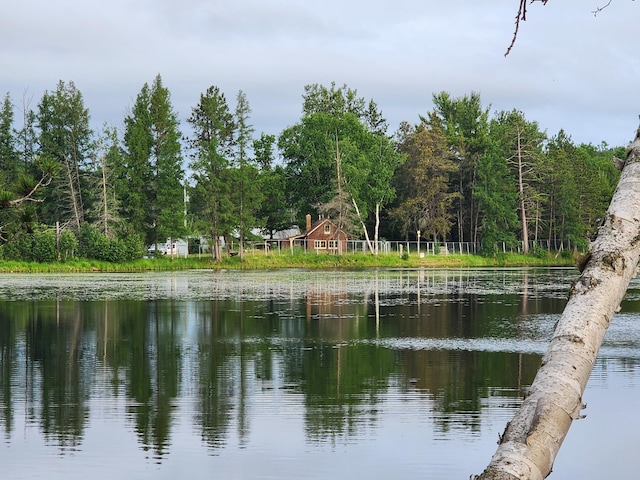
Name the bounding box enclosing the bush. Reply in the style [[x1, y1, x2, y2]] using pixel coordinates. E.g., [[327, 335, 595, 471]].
[[1, 228, 57, 262], [32, 229, 57, 263], [530, 244, 549, 259], [58, 229, 78, 261], [479, 242, 499, 257], [76, 223, 144, 262]]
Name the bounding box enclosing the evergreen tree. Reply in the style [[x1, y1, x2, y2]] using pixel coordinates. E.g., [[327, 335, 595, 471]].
[[474, 133, 519, 255], [121, 75, 184, 251], [493, 109, 545, 253], [0, 92, 57, 247], [432, 91, 489, 244], [121, 83, 153, 239], [187, 85, 235, 260], [37, 81, 93, 229], [0, 93, 20, 183], [390, 115, 458, 242], [149, 75, 185, 252], [232, 90, 260, 259]]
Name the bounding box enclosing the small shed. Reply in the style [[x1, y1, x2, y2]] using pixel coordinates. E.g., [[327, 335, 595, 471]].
[[287, 214, 349, 253]]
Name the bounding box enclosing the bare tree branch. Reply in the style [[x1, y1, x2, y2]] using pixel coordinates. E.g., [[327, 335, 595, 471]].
[[505, 0, 549, 57], [5, 173, 53, 207], [593, 0, 613, 16]]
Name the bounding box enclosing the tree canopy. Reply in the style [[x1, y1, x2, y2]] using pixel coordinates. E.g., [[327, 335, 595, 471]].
[[0, 80, 623, 262]]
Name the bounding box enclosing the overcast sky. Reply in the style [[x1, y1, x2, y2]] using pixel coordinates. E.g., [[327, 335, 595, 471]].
[[1, 0, 638, 148]]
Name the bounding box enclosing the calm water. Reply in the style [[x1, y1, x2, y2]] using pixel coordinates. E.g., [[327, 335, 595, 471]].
[[0, 267, 639, 479]]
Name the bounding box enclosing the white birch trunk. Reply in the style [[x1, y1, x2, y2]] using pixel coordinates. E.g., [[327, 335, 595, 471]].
[[351, 197, 374, 254], [477, 130, 640, 479], [374, 203, 380, 256], [516, 128, 529, 254]]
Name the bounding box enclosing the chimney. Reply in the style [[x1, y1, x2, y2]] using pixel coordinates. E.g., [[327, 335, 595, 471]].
[[306, 214, 311, 231]]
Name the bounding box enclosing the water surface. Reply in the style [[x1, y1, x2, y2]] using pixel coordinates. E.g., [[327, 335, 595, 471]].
[[0, 267, 638, 479]]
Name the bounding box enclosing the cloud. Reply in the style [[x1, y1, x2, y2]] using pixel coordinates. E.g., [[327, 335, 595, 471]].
[[1, 0, 638, 146]]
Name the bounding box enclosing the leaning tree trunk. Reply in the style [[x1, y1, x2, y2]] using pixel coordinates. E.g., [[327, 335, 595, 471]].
[[476, 130, 640, 479]]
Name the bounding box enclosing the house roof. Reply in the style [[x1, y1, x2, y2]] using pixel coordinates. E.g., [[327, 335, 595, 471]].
[[288, 217, 347, 240]]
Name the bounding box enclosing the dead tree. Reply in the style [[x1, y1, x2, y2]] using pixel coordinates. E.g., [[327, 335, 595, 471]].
[[476, 129, 640, 478]]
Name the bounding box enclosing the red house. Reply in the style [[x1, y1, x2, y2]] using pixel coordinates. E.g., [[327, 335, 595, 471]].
[[287, 214, 349, 253]]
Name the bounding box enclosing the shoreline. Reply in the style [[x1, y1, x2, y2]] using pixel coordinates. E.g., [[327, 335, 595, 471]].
[[0, 252, 578, 273]]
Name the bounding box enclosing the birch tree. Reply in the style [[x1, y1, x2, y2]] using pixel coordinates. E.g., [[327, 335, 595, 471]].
[[476, 129, 640, 478], [280, 83, 398, 243]]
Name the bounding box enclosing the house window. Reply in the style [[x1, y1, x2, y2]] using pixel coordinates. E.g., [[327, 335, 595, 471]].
[[328, 240, 339, 250], [314, 240, 326, 249], [324, 224, 331, 234]]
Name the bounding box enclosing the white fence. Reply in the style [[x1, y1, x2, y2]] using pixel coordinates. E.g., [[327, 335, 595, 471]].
[[240, 239, 575, 256]]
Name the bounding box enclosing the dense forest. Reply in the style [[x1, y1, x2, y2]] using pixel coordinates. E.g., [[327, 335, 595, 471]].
[[0, 76, 624, 262]]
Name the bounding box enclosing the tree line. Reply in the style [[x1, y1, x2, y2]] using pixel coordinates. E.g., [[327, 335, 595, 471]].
[[0, 76, 624, 262]]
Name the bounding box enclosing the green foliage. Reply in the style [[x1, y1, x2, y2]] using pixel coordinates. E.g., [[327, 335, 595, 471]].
[[280, 83, 401, 240], [2, 227, 57, 262], [37, 80, 93, 229], [474, 133, 519, 251], [431, 91, 490, 243], [254, 135, 291, 237], [530, 243, 549, 259], [76, 223, 143, 262], [390, 114, 458, 240], [0, 81, 626, 259], [32, 229, 57, 262], [187, 85, 236, 260], [58, 229, 78, 261]]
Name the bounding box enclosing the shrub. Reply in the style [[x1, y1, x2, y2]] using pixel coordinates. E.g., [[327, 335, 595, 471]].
[[76, 223, 144, 262], [530, 244, 549, 259], [58, 229, 78, 261], [2, 228, 57, 262], [32, 229, 57, 263]]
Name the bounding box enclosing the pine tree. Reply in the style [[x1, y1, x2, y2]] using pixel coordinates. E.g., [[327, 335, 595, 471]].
[[122, 83, 153, 240], [232, 90, 259, 260], [149, 75, 185, 253], [37, 81, 93, 229], [187, 85, 235, 260], [390, 115, 458, 242]]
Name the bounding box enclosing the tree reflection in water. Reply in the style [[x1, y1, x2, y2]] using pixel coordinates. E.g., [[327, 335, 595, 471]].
[[0, 268, 638, 477]]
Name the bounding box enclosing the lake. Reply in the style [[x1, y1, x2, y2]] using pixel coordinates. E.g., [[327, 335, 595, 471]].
[[0, 267, 639, 479]]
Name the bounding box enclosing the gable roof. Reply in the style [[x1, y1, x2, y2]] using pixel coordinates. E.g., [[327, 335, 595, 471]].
[[288, 217, 347, 240]]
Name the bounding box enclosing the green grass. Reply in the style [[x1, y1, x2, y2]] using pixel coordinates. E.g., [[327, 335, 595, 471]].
[[0, 250, 577, 273]]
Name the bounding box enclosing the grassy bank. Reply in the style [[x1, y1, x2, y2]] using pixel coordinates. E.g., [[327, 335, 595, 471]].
[[0, 251, 577, 273]]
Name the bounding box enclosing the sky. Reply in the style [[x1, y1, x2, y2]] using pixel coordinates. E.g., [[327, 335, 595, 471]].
[[1, 0, 639, 148]]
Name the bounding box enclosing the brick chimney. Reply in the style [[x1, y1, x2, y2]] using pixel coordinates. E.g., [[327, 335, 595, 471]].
[[306, 214, 311, 232]]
